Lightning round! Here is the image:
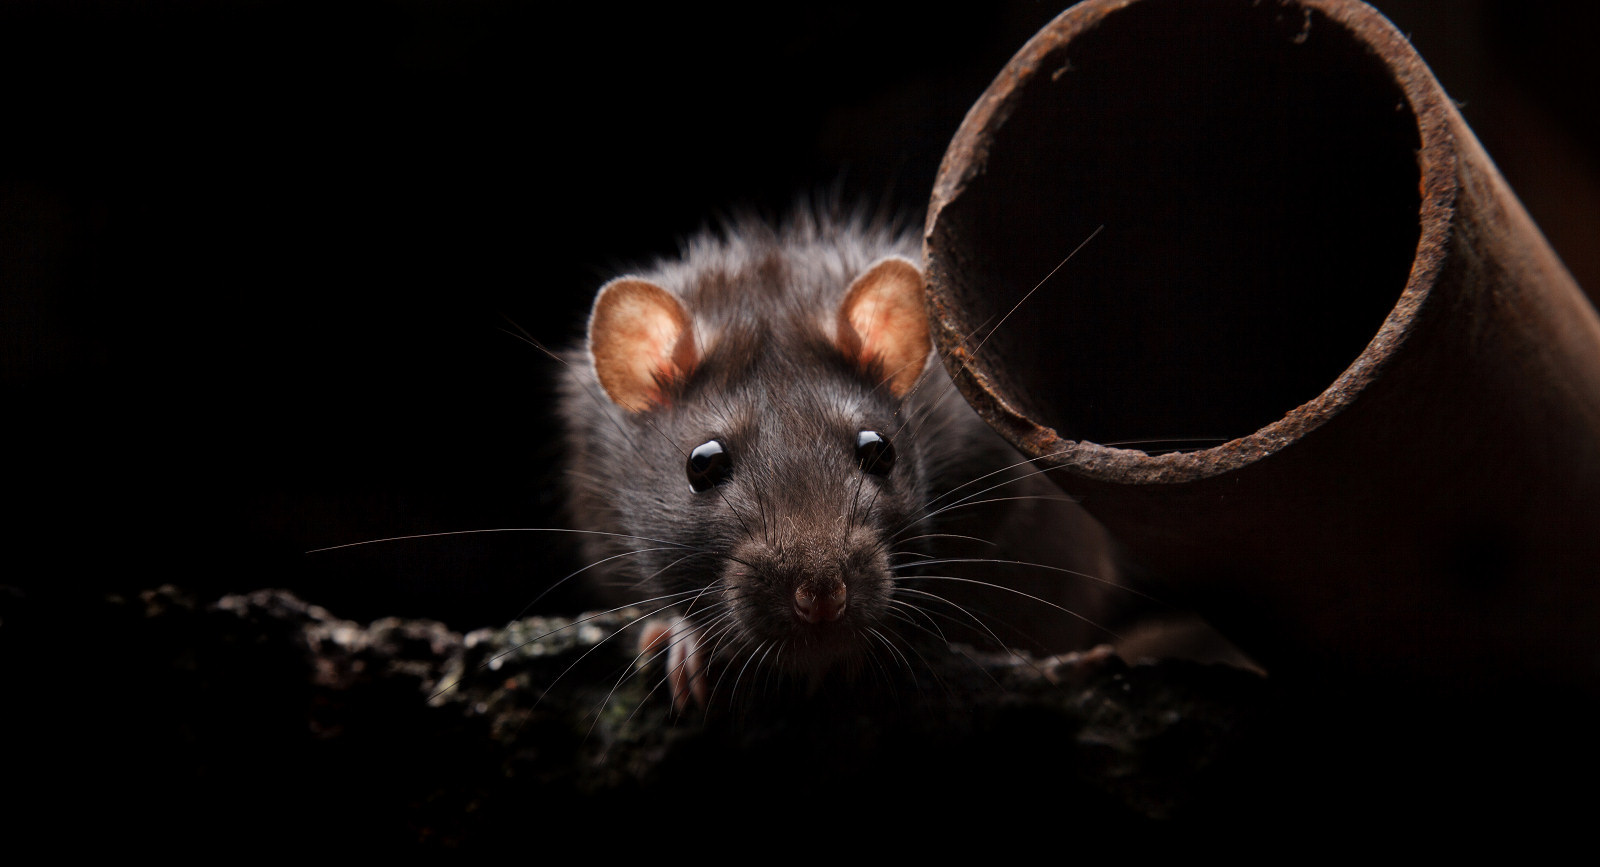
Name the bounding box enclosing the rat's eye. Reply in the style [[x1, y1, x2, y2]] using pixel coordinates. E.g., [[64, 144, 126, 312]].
[[855, 430, 895, 476], [687, 439, 731, 492]]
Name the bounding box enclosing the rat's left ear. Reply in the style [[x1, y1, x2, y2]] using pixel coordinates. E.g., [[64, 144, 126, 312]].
[[836, 256, 931, 397]]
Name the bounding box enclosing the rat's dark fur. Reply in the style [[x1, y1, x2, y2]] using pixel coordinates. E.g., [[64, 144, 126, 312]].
[[560, 207, 1121, 700]]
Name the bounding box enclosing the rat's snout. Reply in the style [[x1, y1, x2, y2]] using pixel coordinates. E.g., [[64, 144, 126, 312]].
[[794, 580, 847, 624], [730, 519, 888, 635]]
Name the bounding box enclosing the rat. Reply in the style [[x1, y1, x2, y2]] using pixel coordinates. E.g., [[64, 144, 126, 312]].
[[559, 206, 1124, 710]]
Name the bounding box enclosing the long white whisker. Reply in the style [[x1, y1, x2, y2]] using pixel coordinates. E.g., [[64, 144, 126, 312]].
[[905, 575, 1123, 639], [883, 602, 1008, 691], [899, 555, 1157, 602], [968, 224, 1103, 362], [885, 599, 951, 645], [895, 532, 997, 548], [306, 526, 698, 555], [864, 626, 913, 676], [515, 546, 694, 621], [894, 585, 1036, 655], [908, 495, 1081, 531], [911, 446, 1078, 526]]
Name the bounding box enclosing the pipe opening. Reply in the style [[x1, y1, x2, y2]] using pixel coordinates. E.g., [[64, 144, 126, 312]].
[[933, 0, 1421, 449]]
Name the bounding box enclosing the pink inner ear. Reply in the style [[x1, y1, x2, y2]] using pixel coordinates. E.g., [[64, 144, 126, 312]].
[[589, 278, 697, 412], [838, 257, 931, 397]]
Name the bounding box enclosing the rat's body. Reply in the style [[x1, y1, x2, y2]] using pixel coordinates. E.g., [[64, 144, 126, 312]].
[[560, 209, 1121, 707]]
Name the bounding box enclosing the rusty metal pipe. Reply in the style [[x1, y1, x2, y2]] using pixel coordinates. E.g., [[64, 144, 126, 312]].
[[926, 0, 1600, 691]]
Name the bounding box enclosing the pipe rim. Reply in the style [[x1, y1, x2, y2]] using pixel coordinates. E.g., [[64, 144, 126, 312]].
[[925, 0, 1459, 486]]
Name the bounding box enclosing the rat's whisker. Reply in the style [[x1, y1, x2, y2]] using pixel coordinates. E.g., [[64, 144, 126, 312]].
[[307, 526, 699, 555]]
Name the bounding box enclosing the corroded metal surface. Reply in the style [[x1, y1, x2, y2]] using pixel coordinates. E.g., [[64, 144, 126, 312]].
[[926, 0, 1600, 691]]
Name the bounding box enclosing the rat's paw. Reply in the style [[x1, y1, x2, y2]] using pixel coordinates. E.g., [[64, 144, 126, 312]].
[[639, 616, 708, 711]]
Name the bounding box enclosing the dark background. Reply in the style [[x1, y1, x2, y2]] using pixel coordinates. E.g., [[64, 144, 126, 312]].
[[5, 0, 1598, 630]]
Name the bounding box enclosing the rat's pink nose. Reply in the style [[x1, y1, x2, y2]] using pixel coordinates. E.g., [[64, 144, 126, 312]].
[[794, 583, 847, 623]]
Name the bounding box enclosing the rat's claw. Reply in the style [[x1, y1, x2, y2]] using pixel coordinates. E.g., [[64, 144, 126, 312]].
[[640, 616, 708, 711], [667, 617, 708, 710]]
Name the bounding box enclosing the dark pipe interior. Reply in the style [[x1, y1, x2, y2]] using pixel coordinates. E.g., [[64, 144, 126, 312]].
[[939, 0, 1421, 449]]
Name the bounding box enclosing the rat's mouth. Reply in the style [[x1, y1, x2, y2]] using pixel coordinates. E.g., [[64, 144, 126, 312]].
[[770, 618, 869, 674]]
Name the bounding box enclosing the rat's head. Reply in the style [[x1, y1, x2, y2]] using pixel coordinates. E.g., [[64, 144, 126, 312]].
[[582, 254, 936, 680]]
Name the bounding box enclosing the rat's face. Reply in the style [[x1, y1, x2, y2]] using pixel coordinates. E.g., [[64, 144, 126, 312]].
[[636, 357, 932, 679], [577, 253, 936, 696]]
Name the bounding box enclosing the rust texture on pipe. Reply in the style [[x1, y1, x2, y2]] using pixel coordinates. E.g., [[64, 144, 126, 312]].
[[925, 0, 1600, 691]]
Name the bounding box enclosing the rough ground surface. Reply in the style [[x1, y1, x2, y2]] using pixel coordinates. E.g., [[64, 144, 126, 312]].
[[4, 583, 1591, 853]]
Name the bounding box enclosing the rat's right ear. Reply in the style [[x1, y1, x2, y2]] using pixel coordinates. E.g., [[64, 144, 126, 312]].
[[588, 278, 699, 413]]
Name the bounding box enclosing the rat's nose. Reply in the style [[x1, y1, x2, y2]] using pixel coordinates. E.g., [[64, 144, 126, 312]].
[[794, 582, 847, 623]]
